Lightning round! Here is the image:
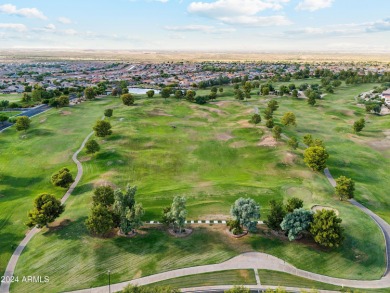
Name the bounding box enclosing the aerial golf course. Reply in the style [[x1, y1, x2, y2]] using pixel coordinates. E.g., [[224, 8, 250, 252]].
[[1, 80, 390, 292]]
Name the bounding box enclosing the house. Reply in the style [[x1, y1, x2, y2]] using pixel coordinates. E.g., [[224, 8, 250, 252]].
[[382, 89, 390, 106]]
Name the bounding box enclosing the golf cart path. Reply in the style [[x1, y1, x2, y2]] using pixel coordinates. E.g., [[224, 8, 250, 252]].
[[0, 130, 95, 293]]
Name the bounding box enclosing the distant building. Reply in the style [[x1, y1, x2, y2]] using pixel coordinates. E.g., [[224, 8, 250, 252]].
[[382, 89, 390, 105]]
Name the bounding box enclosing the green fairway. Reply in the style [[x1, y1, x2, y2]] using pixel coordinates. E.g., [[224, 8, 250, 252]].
[[0, 94, 22, 103], [1, 80, 389, 292], [0, 111, 21, 118], [146, 269, 256, 289]]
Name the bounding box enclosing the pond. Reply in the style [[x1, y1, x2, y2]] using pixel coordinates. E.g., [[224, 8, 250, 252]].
[[127, 88, 160, 95]]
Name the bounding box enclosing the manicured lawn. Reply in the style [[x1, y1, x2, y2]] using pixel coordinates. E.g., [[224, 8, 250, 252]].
[[0, 111, 21, 118], [0, 93, 22, 103], [2, 80, 390, 292], [146, 269, 256, 289]]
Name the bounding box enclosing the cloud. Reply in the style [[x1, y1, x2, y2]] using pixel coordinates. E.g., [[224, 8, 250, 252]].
[[58, 17, 72, 24], [187, 0, 291, 27], [0, 4, 47, 20], [287, 18, 390, 36], [0, 23, 27, 32], [296, 0, 333, 11], [45, 24, 56, 31], [164, 24, 235, 33]]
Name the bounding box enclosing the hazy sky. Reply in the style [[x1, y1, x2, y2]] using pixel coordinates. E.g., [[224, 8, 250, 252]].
[[0, 0, 389, 52]]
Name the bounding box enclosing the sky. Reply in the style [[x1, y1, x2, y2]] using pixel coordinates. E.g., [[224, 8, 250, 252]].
[[0, 0, 390, 52]]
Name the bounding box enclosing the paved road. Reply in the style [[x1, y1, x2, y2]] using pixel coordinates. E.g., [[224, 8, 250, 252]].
[[0, 128, 95, 293], [0, 104, 51, 132], [67, 252, 390, 293]]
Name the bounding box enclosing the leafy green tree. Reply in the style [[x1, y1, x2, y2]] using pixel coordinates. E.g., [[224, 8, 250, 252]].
[[353, 118, 365, 133], [146, 90, 155, 98], [93, 120, 112, 137], [92, 186, 115, 207], [104, 109, 113, 118], [57, 95, 69, 107], [209, 91, 217, 100], [265, 118, 274, 129], [285, 197, 303, 213], [15, 116, 31, 132], [264, 108, 273, 120], [51, 167, 74, 188], [185, 90, 196, 102], [160, 87, 172, 100], [211, 86, 218, 94], [122, 284, 180, 293], [195, 95, 208, 105], [170, 196, 187, 233], [243, 81, 252, 100], [0, 114, 8, 124], [292, 89, 298, 98], [288, 137, 298, 149], [303, 134, 313, 146], [111, 88, 118, 96], [122, 87, 129, 94], [335, 176, 355, 200], [281, 112, 297, 126], [235, 89, 244, 101], [31, 88, 42, 101], [272, 125, 282, 140], [230, 197, 260, 232], [84, 87, 96, 100], [280, 208, 313, 241], [265, 200, 286, 231], [251, 114, 261, 126], [121, 93, 135, 106], [161, 206, 175, 228], [267, 100, 279, 112], [174, 90, 183, 99], [308, 93, 316, 106], [226, 219, 243, 235], [219, 87, 223, 93], [261, 86, 270, 96], [310, 209, 344, 248], [113, 185, 144, 235], [85, 139, 100, 154], [26, 193, 65, 228], [85, 204, 114, 236], [225, 286, 250, 293], [303, 146, 329, 171]]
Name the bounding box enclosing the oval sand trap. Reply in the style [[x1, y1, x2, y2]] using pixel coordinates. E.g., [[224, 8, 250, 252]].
[[311, 205, 339, 216]]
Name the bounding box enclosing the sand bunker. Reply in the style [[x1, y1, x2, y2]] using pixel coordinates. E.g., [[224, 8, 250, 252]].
[[257, 136, 277, 147], [311, 205, 339, 216]]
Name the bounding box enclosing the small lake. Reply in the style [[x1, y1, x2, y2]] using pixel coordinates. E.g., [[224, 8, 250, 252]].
[[128, 88, 160, 95]]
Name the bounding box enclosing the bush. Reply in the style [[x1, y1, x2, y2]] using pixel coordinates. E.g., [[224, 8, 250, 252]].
[[310, 209, 344, 248], [104, 109, 113, 117], [121, 93, 135, 106], [227, 219, 243, 235], [335, 176, 355, 200], [85, 139, 100, 154], [51, 167, 74, 188]]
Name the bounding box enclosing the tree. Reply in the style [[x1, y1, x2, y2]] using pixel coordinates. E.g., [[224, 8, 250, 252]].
[[113, 185, 144, 235], [161, 206, 175, 228], [335, 176, 355, 200], [51, 167, 74, 188], [26, 193, 65, 228], [185, 90, 196, 102], [111, 88, 118, 96], [230, 197, 260, 232], [0, 114, 8, 124], [104, 109, 113, 118], [146, 90, 155, 98], [195, 95, 208, 105], [287, 137, 298, 149], [280, 208, 313, 241], [31, 88, 42, 101], [285, 197, 303, 213], [170, 196, 187, 233], [251, 114, 261, 126], [267, 100, 279, 112], [303, 134, 313, 146], [303, 146, 329, 171], [160, 87, 172, 100], [310, 209, 344, 248], [15, 116, 31, 132], [265, 200, 286, 231], [243, 81, 252, 100], [84, 87, 96, 100], [264, 108, 273, 120], [235, 89, 244, 101], [93, 120, 112, 137], [261, 86, 270, 96], [281, 112, 297, 126], [85, 204, 114, 236], [272, 125, 282, 140], [174, 90, 183, 99], [308, 93, 316, 106], [265, 118, 274, 129], [92, 186, 115, 207], [353, 118, 365, 133], [219, 87, 223, 93], [57, 95, 69, 107], [85, 139, 100, 154], [211, 86, 218, 94], [121, 93, 135, 106], [292, 89, 298, 98]]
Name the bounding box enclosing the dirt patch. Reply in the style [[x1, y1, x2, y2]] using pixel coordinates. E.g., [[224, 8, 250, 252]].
[[79, 156, 92, 162], [311, 205, 339, 216], [93, 171, 118, 188], [230, 141, 248, 148], [226, 229, 248, 238], [206, 107, 227, 115], [283, 152, 297, 165], [48, 219, 71, 232], [237, 119, 252, 128], [368, 130, 390, 151], [148, 108, 173, 117], [257, 136, 277, 147], [216, 132, 234, 141], [60, 111, 72, 116], [213, 100, 233, 108]]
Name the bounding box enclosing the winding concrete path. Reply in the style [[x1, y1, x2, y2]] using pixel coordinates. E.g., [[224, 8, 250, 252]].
[[0, 130, 95, 293]]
